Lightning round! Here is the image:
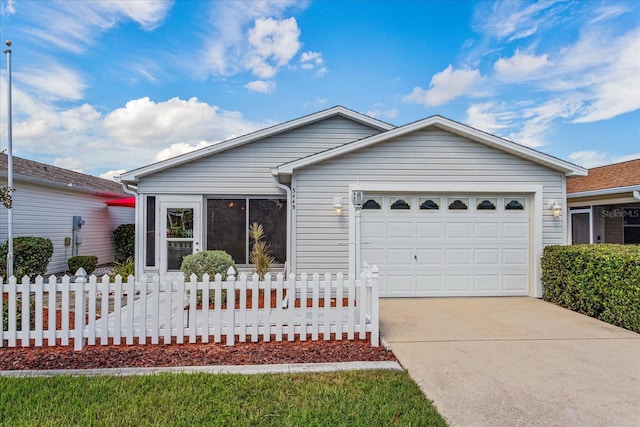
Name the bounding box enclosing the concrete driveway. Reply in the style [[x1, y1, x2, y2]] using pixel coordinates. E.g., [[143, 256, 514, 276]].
[[380, 297, 640, 427]]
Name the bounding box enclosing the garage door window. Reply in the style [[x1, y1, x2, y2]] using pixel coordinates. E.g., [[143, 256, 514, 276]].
[[390, 197, 411, 210], [362, 198, 382, 209], [505, 198, 526, 210], [419, 198, 440, 210], [477, 198, 497, 210], [448, 198, 469, 210]]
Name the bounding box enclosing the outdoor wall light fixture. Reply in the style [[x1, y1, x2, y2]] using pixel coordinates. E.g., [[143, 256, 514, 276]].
[[333, 197, 343, 215], [351, 189, 365, 208], [548, 201, 562, 217]]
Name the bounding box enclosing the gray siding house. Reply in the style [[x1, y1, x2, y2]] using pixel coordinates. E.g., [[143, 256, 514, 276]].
[[119, 106, 586, 298], [0, 154, 135, 275]]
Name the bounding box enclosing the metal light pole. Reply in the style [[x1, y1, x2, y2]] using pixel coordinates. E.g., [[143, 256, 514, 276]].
[[4, 40, 13, 277]]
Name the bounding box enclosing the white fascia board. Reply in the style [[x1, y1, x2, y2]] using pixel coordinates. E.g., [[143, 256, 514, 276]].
[[567, 185, 640, 199], [276, 115, 587, 177], [119, 106, 395, 184]]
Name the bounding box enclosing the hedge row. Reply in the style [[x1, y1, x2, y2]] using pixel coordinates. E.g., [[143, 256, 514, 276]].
[[541, 244, 640, 332]]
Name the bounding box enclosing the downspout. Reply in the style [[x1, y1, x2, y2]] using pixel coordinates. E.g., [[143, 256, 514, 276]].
[[116, 179, 141, 276], [272, 172, 292, 275]]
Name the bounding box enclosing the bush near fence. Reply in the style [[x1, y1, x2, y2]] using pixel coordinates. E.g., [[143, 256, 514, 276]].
[[541, 244, 640, 332]]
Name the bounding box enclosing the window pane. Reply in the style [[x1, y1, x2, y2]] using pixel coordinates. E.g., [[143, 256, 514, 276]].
[[166, 208, 194, 238], [448, 198, 468, 210], [167, 241, 193, 271], [207, 199, 247, 264], [249, 199, 287, 263], [145, 196, 155, 267], [362, 198, 382, 209], [390, 198, 411, 210]]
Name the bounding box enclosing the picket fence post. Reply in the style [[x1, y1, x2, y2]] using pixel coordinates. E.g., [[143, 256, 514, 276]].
[[73, 268, 86, 351]]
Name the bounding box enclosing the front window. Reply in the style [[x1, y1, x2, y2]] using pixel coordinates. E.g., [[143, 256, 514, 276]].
[[206, 198, 286, 264]]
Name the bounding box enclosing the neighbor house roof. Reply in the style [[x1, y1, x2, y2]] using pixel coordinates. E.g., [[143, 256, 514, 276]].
[[567, 158, 640, 196], [275, 115, 587, 177], [118, 106, 395, 183], [0, 153, 127, 197]]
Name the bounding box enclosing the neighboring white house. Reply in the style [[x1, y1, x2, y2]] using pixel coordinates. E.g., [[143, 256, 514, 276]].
[[118, 106, 586, 298], [0, 154, 135, 275]]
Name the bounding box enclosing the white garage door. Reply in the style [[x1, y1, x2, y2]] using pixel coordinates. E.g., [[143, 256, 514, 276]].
[[361, 195, 531, 297]]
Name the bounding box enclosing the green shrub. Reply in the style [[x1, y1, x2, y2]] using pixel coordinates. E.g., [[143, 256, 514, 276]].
[[2, 297, 35, 332], [113, 224, 135, 263], [0, 236, 54, 280], [541, 244, 640, 332], [181, 250, 237, 306], [112, 257, 135, 278], [68, 255, 98, 275]]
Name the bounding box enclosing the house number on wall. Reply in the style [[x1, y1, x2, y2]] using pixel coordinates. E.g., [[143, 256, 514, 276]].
[[291, 187, 296, 210]]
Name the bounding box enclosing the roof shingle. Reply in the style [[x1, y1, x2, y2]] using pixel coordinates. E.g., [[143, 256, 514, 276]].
[[566, 158, 640, 194], [0, 153, 126, 196]]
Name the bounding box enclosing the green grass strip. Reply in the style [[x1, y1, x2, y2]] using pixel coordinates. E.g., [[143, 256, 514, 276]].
[[0, 370, 447, 426]]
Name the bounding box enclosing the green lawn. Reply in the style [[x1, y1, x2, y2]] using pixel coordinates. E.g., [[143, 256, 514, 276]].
[[0, 370, 447, 426]]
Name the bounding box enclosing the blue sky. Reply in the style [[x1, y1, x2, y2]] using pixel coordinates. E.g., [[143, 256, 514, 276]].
[[0, 0, 638, 179]]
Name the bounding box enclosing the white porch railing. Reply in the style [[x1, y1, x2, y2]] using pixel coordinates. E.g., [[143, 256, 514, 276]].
[[1, 266, 379, 351]]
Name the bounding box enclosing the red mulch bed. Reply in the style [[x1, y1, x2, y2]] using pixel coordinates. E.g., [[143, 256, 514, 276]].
[[0, 334, 395, 371], [2, 291, 394, 371]]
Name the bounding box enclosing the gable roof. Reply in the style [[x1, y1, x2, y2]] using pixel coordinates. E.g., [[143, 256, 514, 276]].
[[118, 106, 394, 184], [0, 153, 127, 197], [567, 158, 640, 196], [275, 115, 587, 177]]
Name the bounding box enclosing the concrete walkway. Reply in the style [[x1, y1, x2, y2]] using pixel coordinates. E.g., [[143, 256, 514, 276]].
[[380, 297, 640, 427]]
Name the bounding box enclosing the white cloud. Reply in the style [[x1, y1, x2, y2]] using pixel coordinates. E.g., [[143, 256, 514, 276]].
[[198, 1, 303, 79], [494, 50, 551, 80], [15, 64, 87, 101], [465, 103, 515, 134], [15, 1, 172, 53], [246, 17, 300, 79], [100, 169, 127, 182], [300, 50, 327, 76], [53, 157, 84, 173], [567, 151, 640, 168], [366, 107, 398, 120], [403, 65, 481, 106], [473, 1, 561, 42], [570, 29, 640, 123], [245, 80, 276, 94], [154, 141, 214, 162], [2, 0, 16, 15]]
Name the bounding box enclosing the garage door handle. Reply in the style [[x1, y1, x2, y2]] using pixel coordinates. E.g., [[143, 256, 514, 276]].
[[414, 254, 417, 261]]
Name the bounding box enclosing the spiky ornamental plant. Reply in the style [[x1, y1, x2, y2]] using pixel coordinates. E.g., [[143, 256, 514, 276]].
[[249, 222, 276, 280]]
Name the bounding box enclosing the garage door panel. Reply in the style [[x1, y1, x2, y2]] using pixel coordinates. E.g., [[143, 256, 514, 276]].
[[387, 275, 413, 292], [362, 222, 385, 239], [417, 275, 443, 292], [446, 275, 472, 291], [362, 248, 384, 265], [416, 222, 443, 239], [475, 222, 500, 239], [475, 248, 500, 265], [503, 274, 529, 291], [503, 222, 528, 239], [445, 222, 472, 239], [445, 248, 472, 265], [387, 249, 413, 266], [503, 249, 528, 266], [387, 222, 414, 239], [475, 275, 500, 291], [416, 248, 443, 265]]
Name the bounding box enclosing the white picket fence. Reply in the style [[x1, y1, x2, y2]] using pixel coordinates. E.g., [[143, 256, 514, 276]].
[[1, 266, 379, 351]]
